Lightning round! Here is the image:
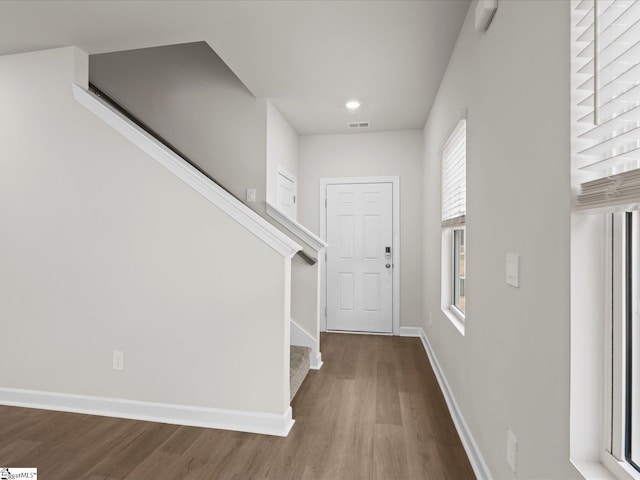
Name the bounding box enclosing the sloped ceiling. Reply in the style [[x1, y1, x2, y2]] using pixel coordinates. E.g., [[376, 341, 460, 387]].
[[0, 0, 470, 134]]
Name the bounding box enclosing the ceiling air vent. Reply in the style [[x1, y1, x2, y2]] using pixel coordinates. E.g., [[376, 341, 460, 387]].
[[348, 121, 371, 129]]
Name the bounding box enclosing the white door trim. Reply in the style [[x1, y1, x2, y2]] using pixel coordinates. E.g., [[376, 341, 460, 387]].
[[320, 176, 400, 335], [277, 165, 298, 220]]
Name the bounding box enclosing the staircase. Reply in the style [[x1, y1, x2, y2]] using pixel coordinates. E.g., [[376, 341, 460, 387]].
[[290, 345, 311, 400]]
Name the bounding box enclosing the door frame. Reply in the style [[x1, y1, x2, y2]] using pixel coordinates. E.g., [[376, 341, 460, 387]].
[[276, 165, 298, 220], [319, 176, 400, 335]]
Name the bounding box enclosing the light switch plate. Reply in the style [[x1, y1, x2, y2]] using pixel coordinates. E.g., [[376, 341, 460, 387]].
[[246, 188, 256, 203], [506, 253, 519, 287], [113, 350, 124, 371]]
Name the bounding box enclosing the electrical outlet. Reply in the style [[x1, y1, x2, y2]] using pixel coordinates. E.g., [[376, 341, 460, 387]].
[[113, 350, 124, 371], [246, 188, 256, 203], [429, 312, 433, 327], [506, 429, 517, 473]]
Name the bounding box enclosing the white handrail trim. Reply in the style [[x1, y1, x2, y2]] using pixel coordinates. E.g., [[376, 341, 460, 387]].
[[266, 203, 328, 252], [71, 83, 301, 259]]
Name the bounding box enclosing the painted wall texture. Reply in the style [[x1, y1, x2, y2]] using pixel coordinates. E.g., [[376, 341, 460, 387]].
[[422, 1, 579, 477], [0, 46, 289, 415], [90, 41, 268, 211], [298, 130, 424, 328]]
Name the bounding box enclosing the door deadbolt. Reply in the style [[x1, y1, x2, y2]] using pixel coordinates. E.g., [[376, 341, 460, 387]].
[[386, 263, 391, 269]]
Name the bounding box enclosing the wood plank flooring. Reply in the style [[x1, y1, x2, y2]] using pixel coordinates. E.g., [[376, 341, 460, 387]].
[[0, 333, 475, 479]]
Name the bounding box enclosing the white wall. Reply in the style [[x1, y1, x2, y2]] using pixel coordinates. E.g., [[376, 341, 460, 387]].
[[90, 42, 268, 210], [266, 100, 299, 208], [265, 101, 320, 345], [422, 1, 579, 478], [291, 254, 319, 342], [92, 43, 324, 350], [0, 47, 290, 416], [298, 130, 423, 327]]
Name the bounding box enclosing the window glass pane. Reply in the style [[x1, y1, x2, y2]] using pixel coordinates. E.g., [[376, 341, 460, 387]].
[[453, 229, 465, 313]]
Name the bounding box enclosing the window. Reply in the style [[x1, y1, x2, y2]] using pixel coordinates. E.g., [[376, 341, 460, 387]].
[[572, 1, 640, 475], [453, 228, 466, 314], [606, 212, 640, 479], [442, 118, 466, 322], [573, 0, 640, 178], [441, 119, 466, 228]]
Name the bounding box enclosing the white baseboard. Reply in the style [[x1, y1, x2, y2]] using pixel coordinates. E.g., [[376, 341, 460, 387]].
[[325, 330, 392, 336], [312, 352, 323, 370], [290, 319, 322, 370], [0, 387, 294, 437], [410, 328, 493, 480], [399, 326, 424, 337]]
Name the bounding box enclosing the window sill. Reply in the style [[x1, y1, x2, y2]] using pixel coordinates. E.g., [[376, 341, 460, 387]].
[[601, 452, 640, 480], [572, 459, 618, 480], [572, 453, 640, 480], [442, 307, 465, 336]]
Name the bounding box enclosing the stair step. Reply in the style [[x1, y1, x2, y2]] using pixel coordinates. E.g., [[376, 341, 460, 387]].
[[290, 345, 311, 401]]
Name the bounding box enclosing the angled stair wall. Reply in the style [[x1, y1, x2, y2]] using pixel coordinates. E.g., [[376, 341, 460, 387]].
[[90, 42, 326, 373], [0, 46, 296, 436]]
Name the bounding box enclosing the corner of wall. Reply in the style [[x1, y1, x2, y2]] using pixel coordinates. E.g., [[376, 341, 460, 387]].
[[72, 47, 89, 90]]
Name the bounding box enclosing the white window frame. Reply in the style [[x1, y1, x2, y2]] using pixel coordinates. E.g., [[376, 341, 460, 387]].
[[603, 212, 640, 480], [570, 0, 640, 476], [440, 227, 465, 335], [441, 118, 467, 334], [451, 226, 466, 317]]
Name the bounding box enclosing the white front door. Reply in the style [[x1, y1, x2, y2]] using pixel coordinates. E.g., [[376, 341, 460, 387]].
[[276, 168, 297, 220], [326, 182, 393, 333]]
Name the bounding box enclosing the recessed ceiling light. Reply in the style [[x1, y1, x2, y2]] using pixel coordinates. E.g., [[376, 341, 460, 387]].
[[346, 100, 361, 110]]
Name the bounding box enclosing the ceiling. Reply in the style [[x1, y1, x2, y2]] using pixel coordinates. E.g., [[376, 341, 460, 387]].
[[0, 0, 470, 135]]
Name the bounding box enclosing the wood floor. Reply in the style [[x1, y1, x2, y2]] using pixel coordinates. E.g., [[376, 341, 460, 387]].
[[0, 333, 475, 479]]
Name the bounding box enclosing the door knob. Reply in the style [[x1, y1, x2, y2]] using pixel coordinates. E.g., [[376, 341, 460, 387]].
[[386, 263, 391, 269]]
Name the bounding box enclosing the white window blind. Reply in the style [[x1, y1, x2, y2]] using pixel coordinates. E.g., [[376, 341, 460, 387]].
[[442, 119, 466, 227], [574, 0, 640, 211]]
